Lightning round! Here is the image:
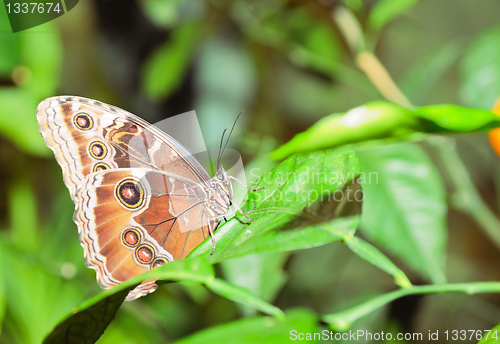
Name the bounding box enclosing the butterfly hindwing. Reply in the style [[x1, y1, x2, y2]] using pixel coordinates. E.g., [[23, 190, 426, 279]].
[[74, 168, 215, 300]]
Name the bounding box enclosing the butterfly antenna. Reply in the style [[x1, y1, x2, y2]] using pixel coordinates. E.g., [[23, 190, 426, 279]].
[[220, 111, 244, 165], [217, 129, 227, 171]]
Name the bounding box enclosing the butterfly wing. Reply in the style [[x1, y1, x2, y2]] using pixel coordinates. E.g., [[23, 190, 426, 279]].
[[74, 169, 217, 300], [37, 96, 212, 197], [37, 96, 218, 300]]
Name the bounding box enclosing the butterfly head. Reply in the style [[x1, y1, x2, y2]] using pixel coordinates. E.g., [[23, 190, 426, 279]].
[[214, 166, 233, 203], [204, 166, 232, 219]]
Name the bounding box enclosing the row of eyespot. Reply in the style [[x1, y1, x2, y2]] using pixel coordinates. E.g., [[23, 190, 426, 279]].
[[72, 112, 113, 172], [122, 227, 169, 269]]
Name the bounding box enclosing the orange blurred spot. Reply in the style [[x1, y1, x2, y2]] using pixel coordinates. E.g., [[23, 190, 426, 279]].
[[488, 97, 500, 157]]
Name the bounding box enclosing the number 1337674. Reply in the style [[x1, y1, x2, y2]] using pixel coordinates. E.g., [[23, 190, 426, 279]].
[[443, 329, 498, 341], [6, 2, 61, 14]]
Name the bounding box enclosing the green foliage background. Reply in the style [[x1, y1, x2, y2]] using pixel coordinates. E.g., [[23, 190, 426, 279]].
[[1, 0, 500, 343]]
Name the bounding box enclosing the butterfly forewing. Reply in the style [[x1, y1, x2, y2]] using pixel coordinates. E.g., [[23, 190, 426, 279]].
[[37, 96, 224, 300], [37, 97, 211, 196]]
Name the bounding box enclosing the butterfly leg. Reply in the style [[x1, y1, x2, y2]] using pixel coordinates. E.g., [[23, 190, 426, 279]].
[[232, 202, 253, 223], [209, 220, 218, 257], [229, 176, 266, 191]]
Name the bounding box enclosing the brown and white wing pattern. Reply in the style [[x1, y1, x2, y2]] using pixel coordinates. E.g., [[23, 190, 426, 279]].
[[37, 96, 221, 300], [37, 96, 211, 198], [74, 169, 216, 300]]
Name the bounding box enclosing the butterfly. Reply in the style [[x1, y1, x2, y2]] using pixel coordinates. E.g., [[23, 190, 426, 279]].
[[37, 96, 262, 300]]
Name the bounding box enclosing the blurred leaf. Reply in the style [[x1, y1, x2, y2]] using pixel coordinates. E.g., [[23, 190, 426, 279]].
[[9, 178, 39, 252], [271, 101, 500, 159], [44, 258, 284, 343], [461, 26, 500, 109], [141, 0, 182, 28], [97, 304, 166, 344], [191, 147, 362, 260], [142, 21, 200, 100], [369, 0, 420, 33], [204, 278, 284, 320], [195, 37, 257, 147], [220, 252, 289, 317], [479, 322, 500, 343], [342, 0, 363, 12], [0, 252, 6, 337], [0, 6, 20, 76], [429, 136, 500, 257], [43, 258, 214, 344], [287, 9, 340, 62], [0, 239, 84, 344], [0, 89, 50, 156], [43, 288, 131, 344], [20, 23, 63, 97], [173, 308, 318, 344], [141, 0, 204, 28], [0, 22, 62, 156], [345, 237, 411, 288], [358, 143, 447, 283]]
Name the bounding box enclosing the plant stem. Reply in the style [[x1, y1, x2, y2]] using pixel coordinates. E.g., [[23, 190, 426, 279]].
[[323, 282, 500, 331], [332, 6, 412, 108]]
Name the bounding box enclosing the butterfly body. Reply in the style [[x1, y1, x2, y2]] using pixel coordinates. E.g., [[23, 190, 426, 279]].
[[37, 96, 232, 300]]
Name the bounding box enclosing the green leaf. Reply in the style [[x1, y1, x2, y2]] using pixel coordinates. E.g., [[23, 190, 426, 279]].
[[0, 5, 20, 76], [0, 88, 51, 156], [0, 250, 7, 337], [9, 178, 40, 252], [0, 22, 62, 156], [43, 288, 132, 344], [141, 21, 200, 100], [270, 101, 417, 159], [324, 282, 500, 332], [43, 257, 284, 343], [220, 252, 289, 317], [270, 101, 500, 159], [369, 0, 420, 33], [416, 104, 500, 131], [358, 143, 447, 283], [140, 0, 189, 28], [19, 23, 63, 97], [342, 0, 363, 12], [173, 308, 318, 344], [344, 237, 411, 288], [191, 147, 362, 260], [205, 278, 284, 320], [461, 27, 500, 109], [287, 9, 341, 62], [479, 322, 500, 343], [0, 238, 84, 344], [43, 259, 215, 344]]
